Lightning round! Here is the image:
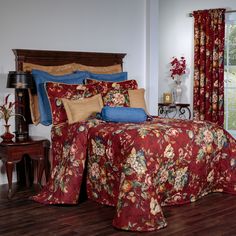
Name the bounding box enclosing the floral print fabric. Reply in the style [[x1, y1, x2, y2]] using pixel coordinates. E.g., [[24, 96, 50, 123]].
[[193, 9, 225, 126], [86, 79, 138, 107], [46, 82, 100, 125], [33, 118, 236, 231], [46, 80, 138, 125]]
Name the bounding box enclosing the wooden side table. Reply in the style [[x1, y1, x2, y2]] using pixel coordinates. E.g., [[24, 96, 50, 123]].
[[158, 103, 191, 119], [0, 136, 50, 198]]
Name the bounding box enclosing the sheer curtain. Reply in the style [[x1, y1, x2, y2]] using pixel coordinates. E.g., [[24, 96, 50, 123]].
[[193, 9, 225, 126]]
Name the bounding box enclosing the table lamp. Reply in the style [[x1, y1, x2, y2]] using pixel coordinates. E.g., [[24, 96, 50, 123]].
[[7, 71, 34, 140]]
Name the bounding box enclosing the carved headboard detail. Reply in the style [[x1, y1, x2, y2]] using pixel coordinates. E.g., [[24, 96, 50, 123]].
[[14, 49, 126, 70]]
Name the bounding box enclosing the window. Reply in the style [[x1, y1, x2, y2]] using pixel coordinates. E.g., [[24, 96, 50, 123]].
[[224, 13, 236, 138]]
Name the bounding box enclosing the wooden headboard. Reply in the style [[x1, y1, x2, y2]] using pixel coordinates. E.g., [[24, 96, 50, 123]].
[[14, 49, 126, 70], [13, 49, 126, 133]]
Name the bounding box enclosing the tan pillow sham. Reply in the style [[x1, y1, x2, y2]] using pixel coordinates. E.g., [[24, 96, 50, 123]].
[[74, 63, 122, 74], [23, 62, 77, 75], [128, 88, 148, 112], [27, 91, 40, 124], [61, 94, 104, 124]]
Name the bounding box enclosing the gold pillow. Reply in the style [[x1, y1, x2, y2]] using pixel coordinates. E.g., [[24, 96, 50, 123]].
[[23, 62, 77, 75], [128, 88, 148, 112], [28, 90, 40, 125], [74, 63, 122, 74], [62, 94, 104, 124], [23, 62, 77, 125]]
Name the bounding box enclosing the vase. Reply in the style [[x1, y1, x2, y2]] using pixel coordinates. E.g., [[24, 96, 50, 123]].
[[1, 124, 14, 142], [173, 76, 182, 104]]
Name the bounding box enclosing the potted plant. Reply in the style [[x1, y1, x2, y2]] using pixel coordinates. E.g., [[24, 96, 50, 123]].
[[0, 94, 25, 142], [170, 56, 187, 103]]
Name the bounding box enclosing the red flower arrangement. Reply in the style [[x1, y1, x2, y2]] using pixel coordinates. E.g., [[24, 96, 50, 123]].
[[0, 94, 25, 125], [170, 56, 186, 79]]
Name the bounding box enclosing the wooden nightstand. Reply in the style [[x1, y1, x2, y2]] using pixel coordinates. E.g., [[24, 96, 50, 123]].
[[0, 136, 50, 198]]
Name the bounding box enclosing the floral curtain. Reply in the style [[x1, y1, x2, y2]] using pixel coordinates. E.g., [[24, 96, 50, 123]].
[[193, 9, 225, 126]]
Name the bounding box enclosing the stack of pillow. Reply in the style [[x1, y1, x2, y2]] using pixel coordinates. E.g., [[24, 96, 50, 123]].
[[24, 62, 148, 126]]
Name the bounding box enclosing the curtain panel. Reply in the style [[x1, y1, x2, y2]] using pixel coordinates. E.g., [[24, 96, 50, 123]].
[[193, 9, 225, 126]]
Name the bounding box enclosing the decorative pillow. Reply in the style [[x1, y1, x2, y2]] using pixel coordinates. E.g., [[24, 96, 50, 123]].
[[97, 80, 138, 107], [74, 63, 122, 74], [23, 62, 77, 75], [46, 82, 99, 125], [85, 72, 127, 83], [128, 88, 148, 112], [101, 106, 147, 123], [23, 62, 78, 125], [62, 94, 103, 124], [28, 91, 40, 124], [32, 70, 89, 125]]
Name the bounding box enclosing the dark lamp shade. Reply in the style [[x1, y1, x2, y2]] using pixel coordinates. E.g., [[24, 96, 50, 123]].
[[7, 71, 34, 89]]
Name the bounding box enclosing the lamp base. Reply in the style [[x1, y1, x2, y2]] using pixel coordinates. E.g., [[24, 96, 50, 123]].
[[14, 131, 29, 141]]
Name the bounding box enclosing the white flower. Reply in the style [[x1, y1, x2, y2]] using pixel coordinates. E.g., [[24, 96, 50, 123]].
[[112, 93, 125, 105], [207, 170, 214, 182], [70, 144, 78, 154], [92, 139, 105, 156], [164, 144, 175, 159], [188, 130, 194, 139], [126, 148, 147, 175], [217, 129, 225, 148], [78, 125, 85, 132], [160, 170, 169, 183], [150, 197, 161, 215], [203, 129, 213, 144], [174, 167, 188, 191], [90, 163, 100, 179], [230, 159, 236, 168]]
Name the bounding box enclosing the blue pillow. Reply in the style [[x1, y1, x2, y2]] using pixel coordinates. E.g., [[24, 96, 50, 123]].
[[101, 106, 147, 123], [87, 71, 127, 82], [32, 70, 89, 125]]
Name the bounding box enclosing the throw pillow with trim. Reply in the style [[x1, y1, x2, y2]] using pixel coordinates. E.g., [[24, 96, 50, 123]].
[[97, 80, 138, 107], [46, 82, 100, 125], [32, 69, 89, 125], [62, 94, 104, 124]]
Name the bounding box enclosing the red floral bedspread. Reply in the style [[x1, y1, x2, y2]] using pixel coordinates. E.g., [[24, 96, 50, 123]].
[[33, 118, 236, 231]]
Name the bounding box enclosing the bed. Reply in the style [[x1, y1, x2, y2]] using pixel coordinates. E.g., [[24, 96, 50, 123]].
[[13, 49, 236, 232]]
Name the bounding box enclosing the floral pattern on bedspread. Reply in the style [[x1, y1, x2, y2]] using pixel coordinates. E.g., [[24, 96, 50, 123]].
[[32, 118, 102, 204], [32, 118, 236, 232]]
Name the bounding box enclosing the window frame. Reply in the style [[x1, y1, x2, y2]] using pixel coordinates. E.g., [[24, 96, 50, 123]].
[[224, 13, 236, 138]]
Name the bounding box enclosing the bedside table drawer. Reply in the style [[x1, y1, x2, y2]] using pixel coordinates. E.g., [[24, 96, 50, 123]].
[[8, 144, 44, 161]]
